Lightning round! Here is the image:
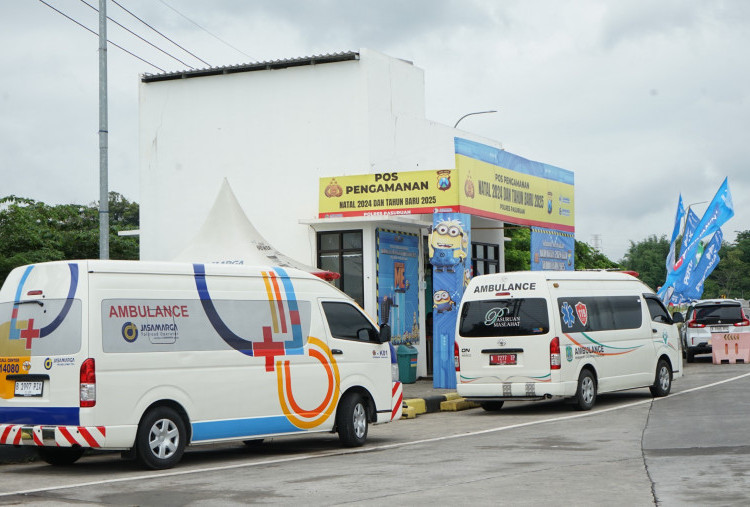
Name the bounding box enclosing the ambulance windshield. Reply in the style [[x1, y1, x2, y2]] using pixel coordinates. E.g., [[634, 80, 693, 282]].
[[459, 298, 549, 337]]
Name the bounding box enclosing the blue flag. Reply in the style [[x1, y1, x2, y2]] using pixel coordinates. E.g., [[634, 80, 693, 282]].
[[682, 229, 723, 301], [659, 178, 734, 302], [674, 178, 732, 271], [682, 208, 700, 250], [665, 195, 685, 274]]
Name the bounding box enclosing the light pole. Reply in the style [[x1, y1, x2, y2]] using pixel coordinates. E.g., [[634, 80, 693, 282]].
[[683, 200, 708, 233], [99, 0, 109, 259], [453, 110, 497, 128]]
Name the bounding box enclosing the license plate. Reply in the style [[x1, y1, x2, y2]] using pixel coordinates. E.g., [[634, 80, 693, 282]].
[[711, 326, 729, 333], [490, 353, 517, 366], [14, 381, 43, 397]]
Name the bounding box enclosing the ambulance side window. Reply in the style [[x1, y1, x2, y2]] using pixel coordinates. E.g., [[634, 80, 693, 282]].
[[644, 295, 672, 324], [322, 302, 378, 342]]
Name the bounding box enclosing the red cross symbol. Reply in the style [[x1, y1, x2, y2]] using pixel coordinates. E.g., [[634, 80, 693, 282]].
[[20, 319, 40, 349], [253, 326, 286, 372]]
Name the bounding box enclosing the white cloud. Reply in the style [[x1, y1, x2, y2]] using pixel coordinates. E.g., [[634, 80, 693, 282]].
[[1, 0, 747, 260]]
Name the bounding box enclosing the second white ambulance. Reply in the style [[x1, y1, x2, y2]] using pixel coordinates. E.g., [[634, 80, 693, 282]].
[[455, 271, 682, 411]]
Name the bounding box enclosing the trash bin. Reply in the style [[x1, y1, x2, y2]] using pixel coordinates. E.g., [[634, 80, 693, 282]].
[[397, 344, 418, 384]]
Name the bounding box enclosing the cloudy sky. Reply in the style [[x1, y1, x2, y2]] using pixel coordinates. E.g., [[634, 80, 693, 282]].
[[1, 0, 748, 261]]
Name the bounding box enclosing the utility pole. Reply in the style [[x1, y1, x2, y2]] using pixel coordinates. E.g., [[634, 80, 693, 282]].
[[98, 0, 109, 259], [591, 234, 602, 252]]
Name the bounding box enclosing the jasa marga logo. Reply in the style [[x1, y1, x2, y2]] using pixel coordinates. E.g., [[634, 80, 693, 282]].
[[121, 322, 138, 342]]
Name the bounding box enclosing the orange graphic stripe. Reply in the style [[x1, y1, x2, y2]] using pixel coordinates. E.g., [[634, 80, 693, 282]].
[[268, 272, 287, 333], [261, 272, 280, 333], [276, 337, 340, 429], [283, 348, 334, 417], [564, 334, 638, 356]]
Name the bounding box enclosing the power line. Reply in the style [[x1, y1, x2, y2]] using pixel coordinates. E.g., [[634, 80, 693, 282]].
[[38, 0, 165, 72], [78, 0, 195, 69], [110, 0, 211, 67], [157, 0, 256, 62]]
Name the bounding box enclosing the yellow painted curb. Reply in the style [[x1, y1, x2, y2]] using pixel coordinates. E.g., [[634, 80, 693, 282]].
[[401, 405, 417, 419], [440, 398, 480, 411], [444, 392, 462, 401], [403, 398, 427, 414]]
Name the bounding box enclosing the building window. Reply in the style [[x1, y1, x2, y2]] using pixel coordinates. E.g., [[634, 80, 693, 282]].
[[317, 230, 364, 307], [472, 242, 500, 276]]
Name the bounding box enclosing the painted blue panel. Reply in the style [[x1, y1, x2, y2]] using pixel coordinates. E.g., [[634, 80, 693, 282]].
[[455, 138, 574, 185], [192, 415, 304, 441], [530, 227, 575, 271], [0, 407, 79, 425], [430, 213, 471, 389]]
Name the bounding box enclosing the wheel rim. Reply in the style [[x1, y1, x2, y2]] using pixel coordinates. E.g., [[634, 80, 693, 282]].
[[352, 403, 366, 439], [148, 418, 179, 459], [659, 366, 670, 390], [581, 376, 594, 404]]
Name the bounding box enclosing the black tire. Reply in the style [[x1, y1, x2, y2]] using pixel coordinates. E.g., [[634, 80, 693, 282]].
[[480, 401, 504, 412], [574, 369, 596, 411], [686, 349, 695, 363], [37, 446, 84, 466], [650, 359, 672, 397], [135, 406, 187, 470], [337, 392, 368, 447]]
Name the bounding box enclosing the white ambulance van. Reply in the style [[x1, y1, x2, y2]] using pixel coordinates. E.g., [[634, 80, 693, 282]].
[[455, 271, 682, 411], [0, 260, 402, 469]]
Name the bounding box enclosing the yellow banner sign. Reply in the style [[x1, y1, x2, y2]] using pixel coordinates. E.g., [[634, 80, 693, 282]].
[[318, 139, 574, 231], [319, 170, 459, 218], [456, 154, 574, 231]]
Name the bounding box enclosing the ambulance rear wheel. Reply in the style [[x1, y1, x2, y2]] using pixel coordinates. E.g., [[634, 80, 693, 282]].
[[37, 446, 84, 466], [136, 406, 186, 470], [480, 401, 504, 411], [650, 359, 672, 397], [574, 369, 596, 411], [337, 392, 368, 447]]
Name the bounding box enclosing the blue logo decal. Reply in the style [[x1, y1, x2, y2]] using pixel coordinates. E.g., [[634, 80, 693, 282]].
[[122, 322, 138, 342], [561, 302, 576, 328]]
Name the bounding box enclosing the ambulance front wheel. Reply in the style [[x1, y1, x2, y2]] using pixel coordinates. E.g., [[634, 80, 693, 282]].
[[37, 446, 84, 466], [574, 369, 596, 411], [136, 406, 187, 470], [337, 392, 368, 447]]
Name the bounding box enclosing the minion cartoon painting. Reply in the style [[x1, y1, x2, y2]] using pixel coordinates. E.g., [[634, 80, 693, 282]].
[[429, 220, 468, 273], [433, 290, 455, 314]]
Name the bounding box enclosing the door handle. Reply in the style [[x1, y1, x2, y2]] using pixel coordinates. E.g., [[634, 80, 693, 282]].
[[331, 349, 343, 355], [652, 329, 658, 333]]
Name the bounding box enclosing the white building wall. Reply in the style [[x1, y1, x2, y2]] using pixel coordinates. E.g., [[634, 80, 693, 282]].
[[140, 49, 496, 265], [139, 48, 503, 378]]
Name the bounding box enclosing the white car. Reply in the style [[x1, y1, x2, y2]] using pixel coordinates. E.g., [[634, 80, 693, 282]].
[[682, 299, 749, 362]]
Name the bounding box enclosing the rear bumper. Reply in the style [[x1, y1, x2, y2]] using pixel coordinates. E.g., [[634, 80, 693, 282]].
[[0, 424, 106, 448], [687, 343, 711, 354], [457, 380, 573, 399]]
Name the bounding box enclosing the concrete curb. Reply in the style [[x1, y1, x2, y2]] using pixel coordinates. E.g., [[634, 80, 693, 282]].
[[402, 392, 479, 418]]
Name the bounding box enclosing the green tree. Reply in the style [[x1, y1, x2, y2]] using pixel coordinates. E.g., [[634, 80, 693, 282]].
[[702, 232, 750, 299], [503, 227, 619, 272], [0, 193, 139, 286], [620, 235, 670, 291], [504, 227, 531, 271], [575, 241, 620, 270]]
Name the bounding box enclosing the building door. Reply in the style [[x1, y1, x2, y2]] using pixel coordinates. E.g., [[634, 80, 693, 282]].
[[422, 235, 433, 376]]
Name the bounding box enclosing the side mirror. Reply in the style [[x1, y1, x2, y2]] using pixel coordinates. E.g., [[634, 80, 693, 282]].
[[672, 312, 684, 324], [378, 324, 391, 343]]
